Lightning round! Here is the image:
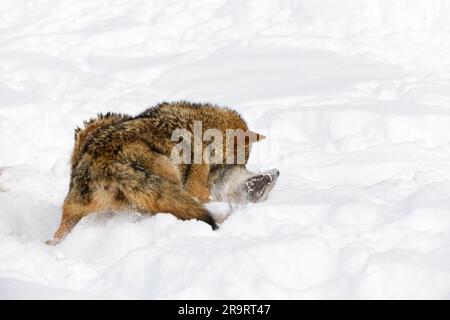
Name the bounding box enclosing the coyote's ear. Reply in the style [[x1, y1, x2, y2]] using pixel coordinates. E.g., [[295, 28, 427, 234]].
[[248, 130, 266, 143]]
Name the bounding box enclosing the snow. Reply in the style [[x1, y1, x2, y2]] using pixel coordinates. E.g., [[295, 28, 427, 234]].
[[1, 0, 450, 299]]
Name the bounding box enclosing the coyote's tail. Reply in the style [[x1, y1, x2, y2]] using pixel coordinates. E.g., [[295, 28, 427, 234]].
[[118, 171, 218, 230]]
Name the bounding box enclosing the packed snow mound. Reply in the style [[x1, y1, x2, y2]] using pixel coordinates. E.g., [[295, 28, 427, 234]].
[[1, 0, 450, 299]]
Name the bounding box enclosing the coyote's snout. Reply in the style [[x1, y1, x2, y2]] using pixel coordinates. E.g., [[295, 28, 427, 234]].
[[48, 101, 279, 244]]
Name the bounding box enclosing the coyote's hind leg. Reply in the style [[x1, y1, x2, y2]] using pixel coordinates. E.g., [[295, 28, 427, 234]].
[[47, 201, 88, 245], [47, 186, 124, 245]]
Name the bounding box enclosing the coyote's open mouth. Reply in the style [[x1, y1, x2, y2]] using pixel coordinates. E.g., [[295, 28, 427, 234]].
[[243, 169, 280, 203], [210, 166, 280, 205]]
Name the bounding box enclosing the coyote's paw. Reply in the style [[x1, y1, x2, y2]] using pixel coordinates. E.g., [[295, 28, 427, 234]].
[[45, 239, 61, 246]]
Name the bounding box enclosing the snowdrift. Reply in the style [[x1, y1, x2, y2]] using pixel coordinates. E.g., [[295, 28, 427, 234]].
[[1, 0, 450, 299]]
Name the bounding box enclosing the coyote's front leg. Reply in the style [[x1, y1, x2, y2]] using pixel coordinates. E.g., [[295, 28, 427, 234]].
[[185, 163, 211, 203]]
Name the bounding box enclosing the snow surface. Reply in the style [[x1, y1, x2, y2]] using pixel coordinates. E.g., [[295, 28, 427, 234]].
[[1, 0, 450, 299]]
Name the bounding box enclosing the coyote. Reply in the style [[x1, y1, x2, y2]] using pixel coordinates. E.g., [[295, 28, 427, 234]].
[[48, 101, 279, 243]]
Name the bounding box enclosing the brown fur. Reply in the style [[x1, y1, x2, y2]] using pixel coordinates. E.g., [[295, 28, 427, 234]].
[[49, 101, 264, 243]]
